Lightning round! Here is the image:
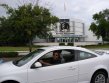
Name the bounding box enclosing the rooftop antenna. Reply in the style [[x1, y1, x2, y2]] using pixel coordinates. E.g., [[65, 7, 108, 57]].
[[63, 1, 67, 19], [32, 0, 36, 6], [64, 2, 66, 12], [17, 0, 23, 6], [36, 0, 39, 6]]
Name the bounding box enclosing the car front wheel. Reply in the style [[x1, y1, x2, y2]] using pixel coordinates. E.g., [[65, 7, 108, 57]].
[[91, 71, 107, 83]]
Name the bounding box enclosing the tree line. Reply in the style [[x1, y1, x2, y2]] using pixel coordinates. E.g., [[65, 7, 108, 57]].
[[0, 3, 59, 51], [90, 9, 109, 43], [0, 2, 109, 50]]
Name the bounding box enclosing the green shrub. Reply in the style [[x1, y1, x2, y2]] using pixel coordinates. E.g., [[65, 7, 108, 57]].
[[59, 43, 65, 46], [67, 43, 74, 46], [98, 43, 102, 45], [0, 52, 18, 58]]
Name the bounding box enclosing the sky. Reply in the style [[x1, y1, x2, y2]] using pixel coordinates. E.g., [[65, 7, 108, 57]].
[[0, 0, 109, 25]]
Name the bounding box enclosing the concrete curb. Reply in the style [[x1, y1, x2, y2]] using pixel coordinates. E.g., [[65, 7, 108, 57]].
[[16, 51, 29, 56]]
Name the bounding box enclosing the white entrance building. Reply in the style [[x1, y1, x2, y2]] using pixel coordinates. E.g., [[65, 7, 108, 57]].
[[33, 18, 102, 44], [50, 19, 86, 43]]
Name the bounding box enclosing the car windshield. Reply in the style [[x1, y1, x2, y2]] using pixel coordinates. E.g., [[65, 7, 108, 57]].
[[13, 49, 44, 67]]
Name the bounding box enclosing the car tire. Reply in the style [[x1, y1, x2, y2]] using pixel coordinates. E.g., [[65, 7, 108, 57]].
[[91, 71, 107, 83], [2, 81, 19, 83]]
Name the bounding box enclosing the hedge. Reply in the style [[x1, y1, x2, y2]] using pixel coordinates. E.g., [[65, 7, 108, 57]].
[[59, 43, 65, 46], [67, 43, 74, 46], [0, 52, 18, 58]]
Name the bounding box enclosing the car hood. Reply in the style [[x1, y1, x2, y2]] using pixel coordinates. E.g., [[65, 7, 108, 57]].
[[0, 61, 19, 76]]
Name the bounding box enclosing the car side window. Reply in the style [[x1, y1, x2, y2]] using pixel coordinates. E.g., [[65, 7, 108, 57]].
[[78, 51, 96, 60], [61, 50, 75, 63], [38, 49, 75, 67], [41, 52, 53, 59]]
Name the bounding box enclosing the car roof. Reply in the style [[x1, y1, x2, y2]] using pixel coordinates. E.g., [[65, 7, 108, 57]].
[[41, 46, 86, 50], [40, 46, 99, 56]]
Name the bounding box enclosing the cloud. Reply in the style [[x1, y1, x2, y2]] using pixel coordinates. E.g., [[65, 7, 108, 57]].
[[88, 1, 109, 15], [0, 0, 109, 24]]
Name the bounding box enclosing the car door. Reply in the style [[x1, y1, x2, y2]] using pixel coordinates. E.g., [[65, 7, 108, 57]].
[[28, 49, 78, 83], [77, 50, 97, 83]]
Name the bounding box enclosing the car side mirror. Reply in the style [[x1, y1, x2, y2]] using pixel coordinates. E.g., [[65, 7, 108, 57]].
[[34, 62, 42, 68]]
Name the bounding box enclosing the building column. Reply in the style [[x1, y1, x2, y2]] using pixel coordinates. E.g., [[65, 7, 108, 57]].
[[57, 23, 60, 33], [72, 21, 75, 34], [55, 38, 57, 42], [82, 23, 85, 41]]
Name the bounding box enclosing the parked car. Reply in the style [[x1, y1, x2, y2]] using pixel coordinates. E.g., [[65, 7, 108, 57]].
[[0, 46, 109, 83], [94, 50, 109, 56]]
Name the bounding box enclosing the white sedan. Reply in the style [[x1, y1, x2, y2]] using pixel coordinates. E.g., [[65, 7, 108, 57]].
[[0, 46, 109, 83]]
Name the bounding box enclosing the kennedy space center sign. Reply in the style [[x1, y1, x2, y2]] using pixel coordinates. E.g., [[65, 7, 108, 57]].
[[57, 19, 84, 35], [60, 19, 70, 32]]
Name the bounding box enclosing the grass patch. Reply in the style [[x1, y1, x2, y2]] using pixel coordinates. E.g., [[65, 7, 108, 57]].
[[0, 45, 45, 52], [0, 52, 18, 58], [0, 46, 37, 51], [82, 44, 109, 49], [1, 44, 109, 52]]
